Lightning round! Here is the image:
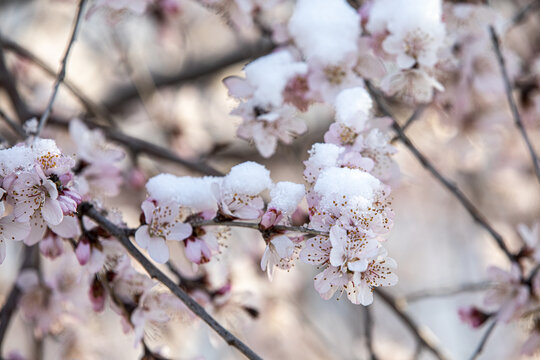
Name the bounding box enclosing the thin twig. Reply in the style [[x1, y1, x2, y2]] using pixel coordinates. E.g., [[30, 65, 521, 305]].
[[469, 321, 496, 360], [79, 203, 263, 360], [390, 105, 426, 144], [36, 0, 87, 136], [363, 306, 378, 360], [47, 116, 224, 176], [404, 281, 492, 303], [375, 289, 446, 360], [0, 35, 115, 126], [0, 245, 38, 353], [366, 81, 516, 263], [0, 108, 25, 138], [102, 38, 275, 113], [0, 46, 31, 122], [489, 26, 540, 185], [507, 0, 540, 29], [191, 219, 327, 237]]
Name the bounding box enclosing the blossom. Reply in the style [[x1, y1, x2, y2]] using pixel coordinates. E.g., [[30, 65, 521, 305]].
[[135, 199, 192, 264], [0, 215, 30, 263], [484, 265, 530, 322], [260, 235, 297, 280], [381, 68, 444, 103]]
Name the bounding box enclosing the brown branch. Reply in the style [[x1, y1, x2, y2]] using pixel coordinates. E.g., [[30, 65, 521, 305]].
[[191, 219, 327, 237], [0, 35, 116, 126], [47, 116, 224, 176], [508, 0, 540, 29], [403, 281, 492, 303], [489, 26, 540, 185], [0, 108, 25, 138], [79, 203, 263, 360], [0, 245, 39, 354], [36, 0, 87, 136], [390, 105, 426, 144], [101, 38, 275, 113], [363, 306, 378, 360], [469, 321, 496, 360], [366, 81, 516, 263], [375, 289, 447, 360], [0, 46, 31, 122]]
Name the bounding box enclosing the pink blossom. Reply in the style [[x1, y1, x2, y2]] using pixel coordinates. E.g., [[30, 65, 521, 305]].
[[39, 231, 64, 259], [484, 265, 530, 323], [458, 306, 489, 328]]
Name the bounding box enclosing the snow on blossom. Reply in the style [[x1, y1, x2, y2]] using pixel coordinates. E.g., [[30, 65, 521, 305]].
[[303, 143, 344, 184], [288, 0, 360, 66], [268, 182, 305, 216], [216, 161, 272, 219], [135, 199, 192, 263], [333, 87, 373, 132], [224, 51, 308, 158], [484, 265, 530, 323]]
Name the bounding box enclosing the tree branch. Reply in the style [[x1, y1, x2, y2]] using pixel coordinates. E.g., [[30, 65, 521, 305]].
[[47, 116, 224, 176], [0, 108, 25, 139], [489, 26, 540, 185], [366, 81, 516, 263], [0, 35, 116, 126], [469, 321, 496, 360], [363, 306, 378, 360], [0, 245, 39, 354], [0, 46, 31, 122], [101, 38, 275, 113], [191, 219, 327, 237], [375, 289, 447, 360], [403, 281, 492, 303], [36, 0, 87, 136], [79, 203, 263, 360]]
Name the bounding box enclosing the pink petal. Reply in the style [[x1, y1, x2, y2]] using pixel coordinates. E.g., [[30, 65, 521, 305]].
[[148, 237, 169, 264]]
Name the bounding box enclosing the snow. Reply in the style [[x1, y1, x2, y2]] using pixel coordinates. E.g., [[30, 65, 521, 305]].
[[222, 161, 272, 195], [288, 0, 360, 65], [269, 181, 305, 214], [304, 143, 343, 183], [244, 50, 308, 107], [146, 174, 218, 212], [313, 167, 382, 210], [334, 87, 372, 131], [0, 139, 61, 177]]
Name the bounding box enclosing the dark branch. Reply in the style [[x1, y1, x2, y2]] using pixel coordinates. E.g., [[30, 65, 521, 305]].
[[79, 203, 262, 360], [0, 46, 31, 122], [47, 116, 224, 176], [0, 108, 25, 138], [404, 281, 492, 303], [469, 321, 496, 360], [101, 38, 275, 113], [375, 289, 446, 360], [363, 306, 378, 360], [36, 0, 87, 136], [0, 245, 39, 353], [366, 81, 516, 263], [0, 35, 116, 127], [489, 26, 540, 184]]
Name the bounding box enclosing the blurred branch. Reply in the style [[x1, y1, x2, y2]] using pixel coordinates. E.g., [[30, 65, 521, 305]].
[[0, 35, 116, 126], [0, 46, 31, 122], [36, 0, 87, 136], [403, 281, 492, 303], [507, 0, 540, 29], [47, 116, 224, 176], [390, 105, 426, 144], [469, 321, 496, 360], [363, 306, 378, 360], [366, 81, 516, 263], [0, 108, 25, 138], [0, 245, 39, 354], [489, 26, 540, 185], [79, 202, 263, 360], [375, 289, 447, 360], [101, 37, 275, 113]]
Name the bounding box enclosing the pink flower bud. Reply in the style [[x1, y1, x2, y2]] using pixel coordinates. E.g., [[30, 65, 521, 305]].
[[260, 208, 283, 230], [128, 168, 147, 189], [39, 232, 64, 259], [75, 238, 91, 266], [89, 278, 106, 312], [458, 306, 489, 328]]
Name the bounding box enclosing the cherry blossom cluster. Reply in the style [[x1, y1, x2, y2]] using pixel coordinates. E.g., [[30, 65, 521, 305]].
[[459, 223, 540, 356]]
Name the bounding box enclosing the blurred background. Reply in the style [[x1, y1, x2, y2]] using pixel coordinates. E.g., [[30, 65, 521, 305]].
[[0, 0, 539, 359]]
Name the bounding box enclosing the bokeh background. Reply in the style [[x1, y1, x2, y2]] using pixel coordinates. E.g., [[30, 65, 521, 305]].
[[0, 0, 540, 359]]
